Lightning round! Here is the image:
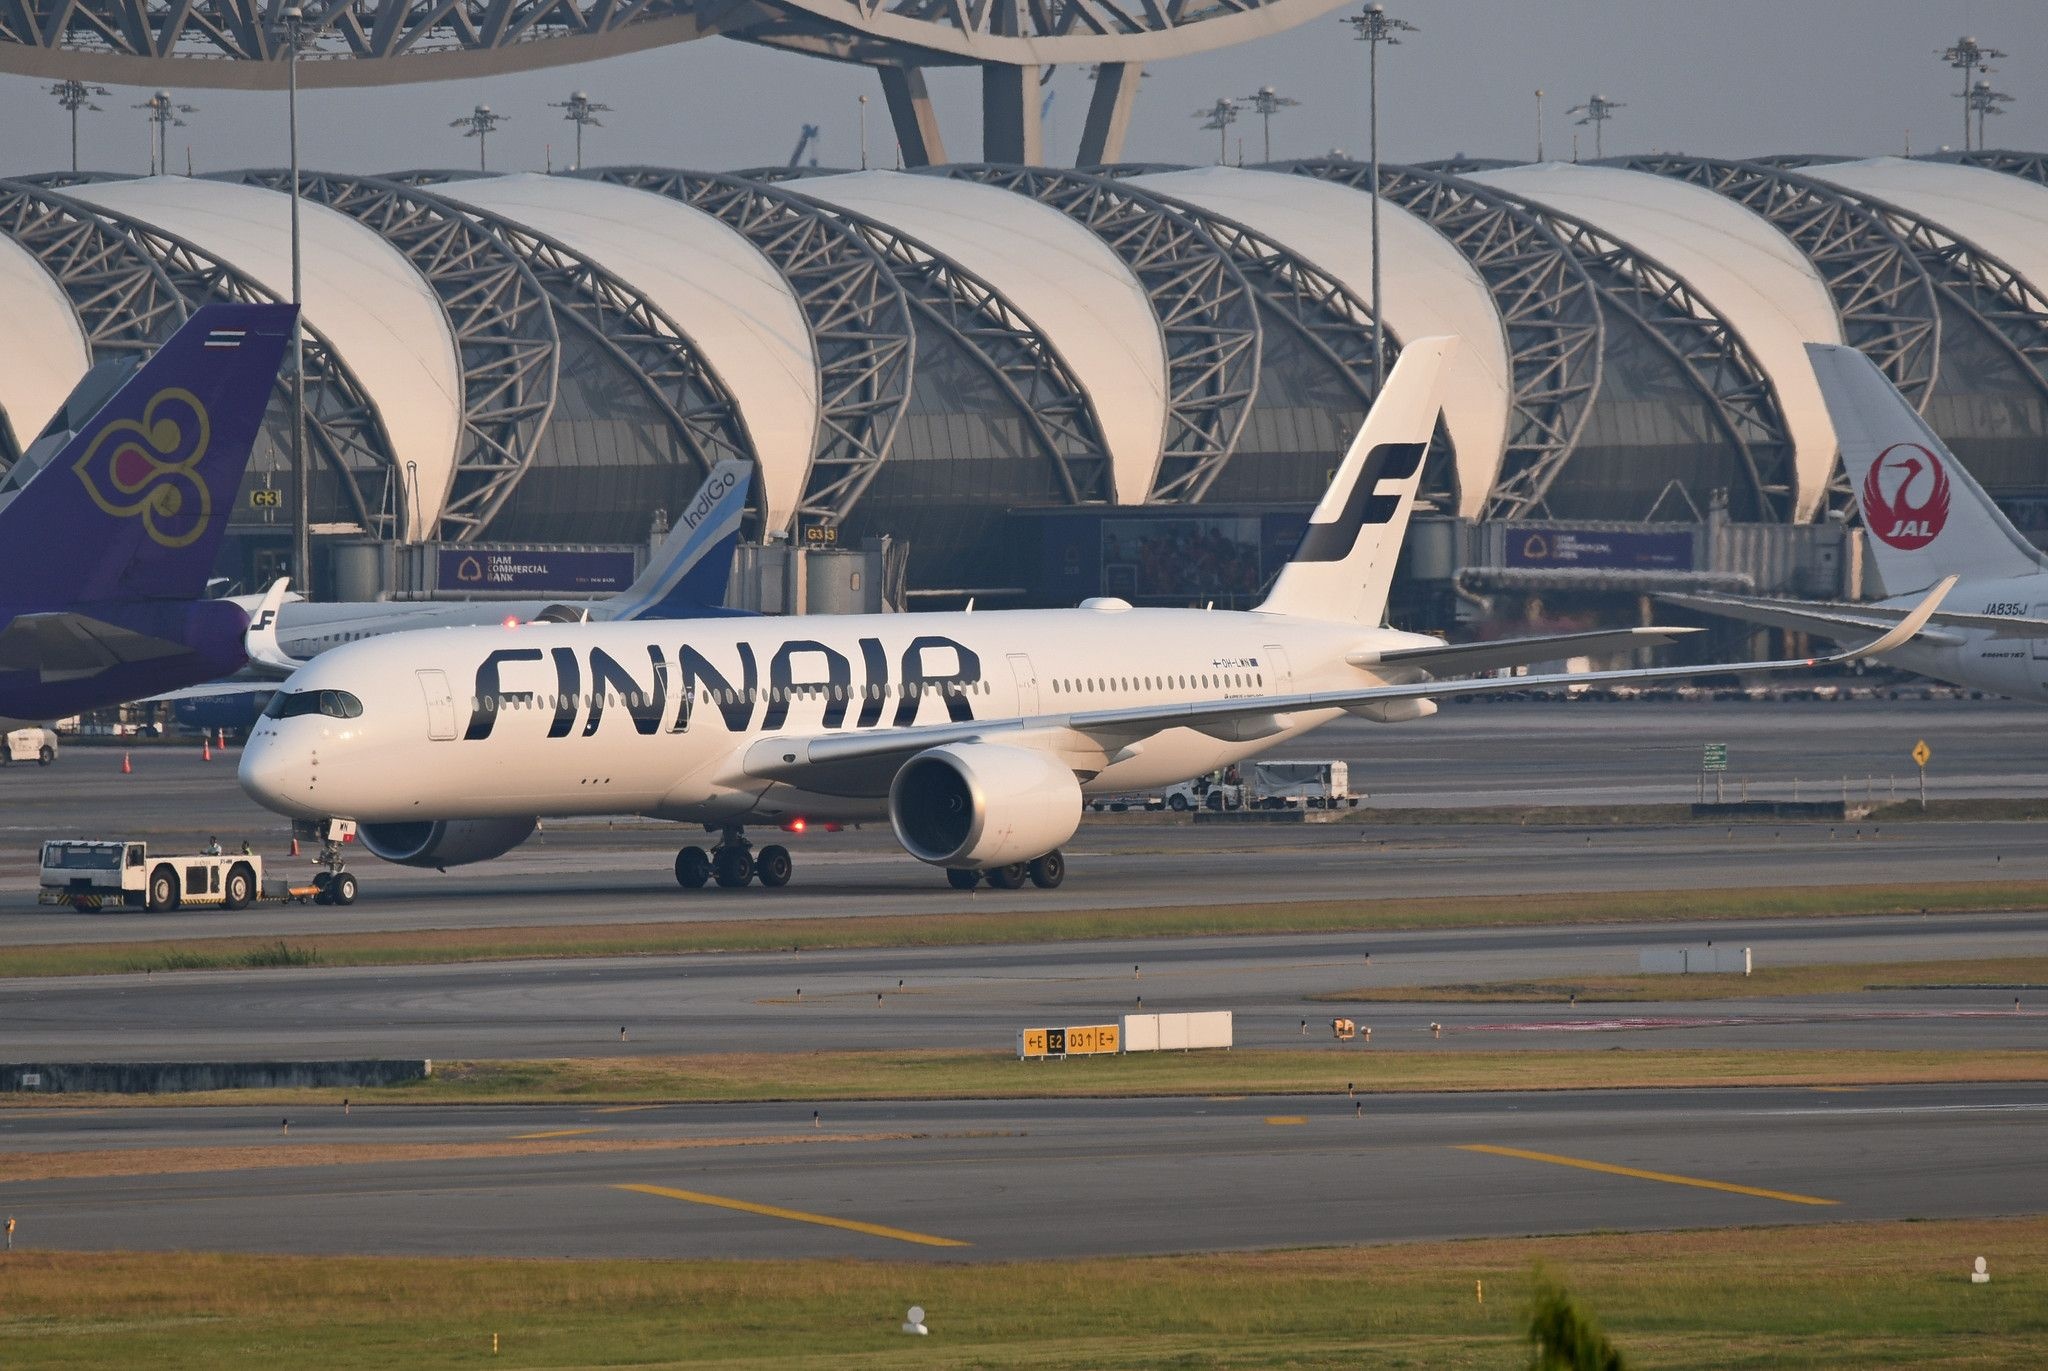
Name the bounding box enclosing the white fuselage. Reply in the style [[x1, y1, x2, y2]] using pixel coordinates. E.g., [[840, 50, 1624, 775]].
[[1876, 574, 2048, 704], [239, 604, 1433, 828]]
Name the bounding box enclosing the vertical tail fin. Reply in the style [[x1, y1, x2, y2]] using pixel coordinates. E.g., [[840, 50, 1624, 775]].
[[1256, 337, 1454, 624], [1807, 342, 2046, 591], [0, 302, 294, 609], [602, 460, 753, 620]]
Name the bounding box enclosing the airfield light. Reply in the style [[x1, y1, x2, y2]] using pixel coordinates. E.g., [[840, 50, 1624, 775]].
[[547, 91, 612, 171], [1942, 36, 2007, 150], [1238, 85, 1300, 163], [451, 104, 508, 172], [1566, 93, 1623, 160], [47, 79, 111, 174]]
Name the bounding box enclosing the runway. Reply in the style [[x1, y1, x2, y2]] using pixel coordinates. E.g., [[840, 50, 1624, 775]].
[[5, 913, 2044, 1061], [3, 1083, 2041, 1260]]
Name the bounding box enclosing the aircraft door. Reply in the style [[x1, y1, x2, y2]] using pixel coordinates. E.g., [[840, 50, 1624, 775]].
[[417, 669, 458, 741], [2032, 606, 2048, 663], [1008, 653, 1039, 715], [1261, 644, 1295, 693]]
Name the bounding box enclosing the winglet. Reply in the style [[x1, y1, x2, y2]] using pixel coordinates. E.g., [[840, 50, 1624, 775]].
[[244, 576, 308, 677], [1820, 574, 1955, 663]]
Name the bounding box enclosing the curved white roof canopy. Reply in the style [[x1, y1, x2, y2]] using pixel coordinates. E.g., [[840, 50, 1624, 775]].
[[1132, 166, 1512, 519], [0, 232, 92, 461], [1468, 163, 1845, 521], [795, 171, 1169, 504], [438, 175, 820, 535], [66, 177, 462, 541], [1797, 157, 2048, 308]]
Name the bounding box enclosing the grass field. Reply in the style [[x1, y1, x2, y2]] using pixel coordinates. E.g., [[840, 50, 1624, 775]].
[[0, 1217, 2041, 1367], [6, 878, 2047, 979], [1315, 956, 2048, 1004], [9, 1047, 2046, 1110]]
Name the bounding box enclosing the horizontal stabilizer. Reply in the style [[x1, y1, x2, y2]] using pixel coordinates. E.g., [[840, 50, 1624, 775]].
[[0, 611, 190, 679]]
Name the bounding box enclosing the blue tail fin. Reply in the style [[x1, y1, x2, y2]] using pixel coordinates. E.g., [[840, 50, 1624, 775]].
[[0, 302, 294, 609], [604, 460, 753, 620]]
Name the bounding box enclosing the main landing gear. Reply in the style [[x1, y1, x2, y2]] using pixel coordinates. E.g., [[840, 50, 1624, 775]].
[[944, 850, 1065, 891], [675, 827, 792, 891]]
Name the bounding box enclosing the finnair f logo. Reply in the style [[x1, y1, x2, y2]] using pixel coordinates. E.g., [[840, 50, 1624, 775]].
[[72, 387, 214, 549], [1292, 441, 1427, 562]]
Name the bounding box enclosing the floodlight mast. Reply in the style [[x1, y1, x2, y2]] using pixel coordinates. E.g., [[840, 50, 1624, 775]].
[[1566, 92, 1622, 159], [548, 91, 612, 170], [1344, 1, 1415, 395], [1960, 79, 2014, 153], [277, 4, 309, 596], [1239, 85, 1300, 162], [451, 104, 507, 171], [1942, 36, 2006, 150], [1193, 97, 1239, 164], [49, 79, 110, 174], [133, 90, 196, 175]]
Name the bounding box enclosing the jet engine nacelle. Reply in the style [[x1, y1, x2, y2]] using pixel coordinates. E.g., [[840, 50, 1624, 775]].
[[889, 743, 1082, 870], [358, 817, 538, 869], [1347, 698, 1438, 724]]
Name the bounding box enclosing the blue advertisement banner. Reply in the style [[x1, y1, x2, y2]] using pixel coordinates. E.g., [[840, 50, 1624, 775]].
[[437, 548, 636, 593], [1504, 527, 1695, 571]]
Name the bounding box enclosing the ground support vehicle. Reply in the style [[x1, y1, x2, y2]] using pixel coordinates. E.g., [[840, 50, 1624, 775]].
[[1246, 761, 1360, 809], [3, 728, 57, 766], [37, 825, 360, 912]]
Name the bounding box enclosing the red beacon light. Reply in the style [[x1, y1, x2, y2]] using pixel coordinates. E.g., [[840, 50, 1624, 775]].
[[782, 817, 808, 834], [502, 615, 521, 629]]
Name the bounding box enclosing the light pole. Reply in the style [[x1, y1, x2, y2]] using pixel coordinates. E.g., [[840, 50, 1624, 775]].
[[858, 93, 869, 170], [134, 91, 196, 175], [451, 105, 507, 172], [49, 80, 110, 175], [1567, 93, 1623, 159], [1239, 86, 1300, 163], [1941, 36, 2005, 150], [1344, 2, 1415, 396], [547, 91, 612, 171], [1193, 98, 1240, 165], [276, 5, 310, 595], [1533, 88, 1544, 161], [1962, 79, 2015, 152]]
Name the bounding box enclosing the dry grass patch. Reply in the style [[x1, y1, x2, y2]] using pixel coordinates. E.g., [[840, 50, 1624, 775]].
[[1316, 956, 2048, 1004], [0, 1216, 2042, 1367]]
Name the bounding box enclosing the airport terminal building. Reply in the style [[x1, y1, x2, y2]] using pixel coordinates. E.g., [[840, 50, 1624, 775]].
[[2, 151, 2046, 623]]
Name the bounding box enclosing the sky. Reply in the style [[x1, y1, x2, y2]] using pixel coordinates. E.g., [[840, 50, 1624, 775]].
[[0, 0, 2042, 178]]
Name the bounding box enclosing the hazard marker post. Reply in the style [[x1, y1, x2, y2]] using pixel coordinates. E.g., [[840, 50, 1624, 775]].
[[1913, 739, 1932, 811]]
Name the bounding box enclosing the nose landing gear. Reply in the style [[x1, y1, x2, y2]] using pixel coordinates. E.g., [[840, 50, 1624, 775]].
[[675, 827, 795, 891]]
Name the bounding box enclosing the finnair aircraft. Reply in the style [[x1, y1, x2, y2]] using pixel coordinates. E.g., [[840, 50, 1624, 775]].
[[240, 339, 1941, 893], [1665, 344, 2048, 704], [0, 303, 292, 730]]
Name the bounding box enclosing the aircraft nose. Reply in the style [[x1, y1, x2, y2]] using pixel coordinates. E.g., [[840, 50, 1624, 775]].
[[238, 730, 321, 819]]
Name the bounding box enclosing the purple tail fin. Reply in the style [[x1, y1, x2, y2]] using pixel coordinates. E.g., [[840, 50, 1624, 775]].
[[1, 302, 294, 608]]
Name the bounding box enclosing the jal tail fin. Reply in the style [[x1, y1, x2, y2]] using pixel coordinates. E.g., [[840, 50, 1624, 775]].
[[603, 459, 752, 620], [0, 302, 294, 609], [1807, 342, 2047, 592], [1256, 337, 1454, 625]]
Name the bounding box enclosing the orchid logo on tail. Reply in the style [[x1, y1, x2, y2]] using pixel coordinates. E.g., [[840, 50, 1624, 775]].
[[1862, 442, 1951, 551], [71, 388, 214, 549]]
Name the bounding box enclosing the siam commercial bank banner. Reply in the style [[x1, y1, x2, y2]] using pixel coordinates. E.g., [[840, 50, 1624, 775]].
[[1503, 527, 1695, 571], [435, 548, 637, 593]]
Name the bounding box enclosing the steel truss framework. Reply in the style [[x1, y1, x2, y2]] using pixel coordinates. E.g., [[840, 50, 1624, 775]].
[[220, 171, 560, 542], [1615, 156, 1943, 415], [394, 169, 757, 518], [0, 179, 185, 466], [937, 164, 1259, 503], [584, 167, 915, 524], [1332, 160, 1798, 521], [2, 172, 398, 533], [1936, 151, 2048, 186], [775, 167, 1115, 505], [1283, 158, 1604, 520]]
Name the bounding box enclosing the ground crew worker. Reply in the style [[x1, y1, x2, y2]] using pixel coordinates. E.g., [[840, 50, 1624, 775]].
[[240, 839, 253, 855], [204, 836, 222, 855]]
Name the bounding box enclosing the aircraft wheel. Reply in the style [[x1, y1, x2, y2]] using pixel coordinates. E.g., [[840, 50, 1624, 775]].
[[945, 868, 980, 891], [1028, 851, 1066, 889], [147, 866, 181, 913], [675, 846, 712, 889], [224, 863, 255, 910], [331, 872, 359, 906], [713, 848, 754, 888], [986, 862, 1028, 890], [755, 844, 793, 888]]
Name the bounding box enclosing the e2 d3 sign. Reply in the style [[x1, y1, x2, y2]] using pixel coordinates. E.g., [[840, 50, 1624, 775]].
[[437, 549, 636, 593], [1017, 1024, 1121, 1059]]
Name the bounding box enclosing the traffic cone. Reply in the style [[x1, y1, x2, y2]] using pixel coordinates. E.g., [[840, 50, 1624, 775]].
[[201, 737, 212, 762], [290, 836, 300, 857], [215, 728, 227, 751], [121, 752, 132, 775]]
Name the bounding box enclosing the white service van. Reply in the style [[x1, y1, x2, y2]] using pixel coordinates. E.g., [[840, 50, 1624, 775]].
[[2, 728, 57, 766]]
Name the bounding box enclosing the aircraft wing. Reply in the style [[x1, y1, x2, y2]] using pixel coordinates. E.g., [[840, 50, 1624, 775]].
[[1355, 626, 1699, 676], [1658, 591, 1971, 647], [142, 679, 279, 704], [744, 579, 1954, 796], [0, 611, 193, 680]]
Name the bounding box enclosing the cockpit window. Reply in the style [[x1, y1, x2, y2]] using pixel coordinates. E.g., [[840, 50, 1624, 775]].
[[263, 689, 364, 720]]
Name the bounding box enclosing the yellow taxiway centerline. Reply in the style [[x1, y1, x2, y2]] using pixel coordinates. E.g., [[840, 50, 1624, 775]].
[[511, 1128, 607, 1140], [1264, 1116, 1308, 1126], [616, 1182, 971, 1247], [1455, 1144, 1838, 1206]]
